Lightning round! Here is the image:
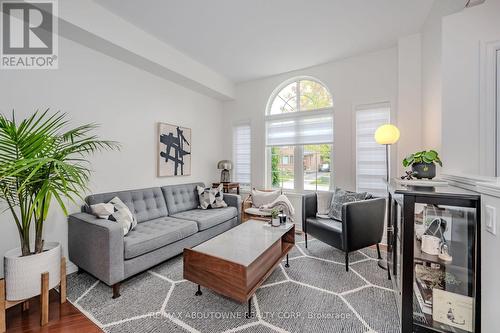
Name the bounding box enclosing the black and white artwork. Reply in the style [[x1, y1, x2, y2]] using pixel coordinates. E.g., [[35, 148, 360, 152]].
[[158, 122, 191, 177]]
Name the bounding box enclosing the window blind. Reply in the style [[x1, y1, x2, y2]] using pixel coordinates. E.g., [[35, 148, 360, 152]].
[[265, 109, 333, 146], [356, 103, 391, 197], [233, 124, 251, 185]]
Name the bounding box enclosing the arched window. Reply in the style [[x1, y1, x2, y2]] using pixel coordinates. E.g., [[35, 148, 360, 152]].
[[268, 78, 333, 115], [266, 77, 334, 191]]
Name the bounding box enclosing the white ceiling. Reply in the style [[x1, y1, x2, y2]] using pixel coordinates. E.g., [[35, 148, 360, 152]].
[[95, 0, 435, 83]]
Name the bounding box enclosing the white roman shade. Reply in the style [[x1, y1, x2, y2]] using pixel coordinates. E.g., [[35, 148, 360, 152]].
[[265, 109, 333, 146], [232, 124, 251, 185], [356, 103, 391, 197]]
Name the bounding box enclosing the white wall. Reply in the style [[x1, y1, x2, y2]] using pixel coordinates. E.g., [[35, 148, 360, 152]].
[[437, 1, 500, 331], [222, 47, 399, 194], [441, 0, 500, 176], [420, 0, 465, 152], [397, 34, 422, 176], [0, 36, 225, 277]]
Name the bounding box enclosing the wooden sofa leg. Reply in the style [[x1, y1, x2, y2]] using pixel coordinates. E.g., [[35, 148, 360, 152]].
[[345, 252, 349, 272], [376, 243, 382, 260], [112, 283, 121, 299], [305, 233, 308, 248]]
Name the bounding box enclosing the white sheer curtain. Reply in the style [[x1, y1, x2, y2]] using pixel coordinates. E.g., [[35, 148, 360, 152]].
[[265, 109, 333, 146], [356, 103, 391, 197], [232, 124, 251, 187]]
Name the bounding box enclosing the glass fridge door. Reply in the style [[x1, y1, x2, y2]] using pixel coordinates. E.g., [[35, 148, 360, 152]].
[[412, 203, 477, 333]]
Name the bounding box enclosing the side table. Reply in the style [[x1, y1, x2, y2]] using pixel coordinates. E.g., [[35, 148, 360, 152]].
[[212, 182, 240, 195]]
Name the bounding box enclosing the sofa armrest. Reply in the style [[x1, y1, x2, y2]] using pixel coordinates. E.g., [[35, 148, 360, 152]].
[[68, 212, 124, 286], [224, 193, 242, 223], [342, 198, 386, 251], [302, 193, 317, 232]]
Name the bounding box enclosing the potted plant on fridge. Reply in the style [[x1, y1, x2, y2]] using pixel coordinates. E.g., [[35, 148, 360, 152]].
[[0, 110, 117, 301], [402, 150, 443, 179]]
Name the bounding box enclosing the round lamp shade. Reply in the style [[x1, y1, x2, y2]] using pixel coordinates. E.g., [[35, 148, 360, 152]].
[[217, 160, 233, 170], [374, 124, 400, 145]]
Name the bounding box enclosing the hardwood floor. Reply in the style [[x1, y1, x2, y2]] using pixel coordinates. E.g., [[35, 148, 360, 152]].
[[5, 290, 101, 333]]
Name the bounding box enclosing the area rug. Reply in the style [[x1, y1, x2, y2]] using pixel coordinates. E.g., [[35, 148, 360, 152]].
[[67, 235, 399, 333]]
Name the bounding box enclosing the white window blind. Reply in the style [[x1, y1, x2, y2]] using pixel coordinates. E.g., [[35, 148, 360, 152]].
[[356, 103, 391, 197], [265, 109, 333, 146], [233, 124, 251, 186]]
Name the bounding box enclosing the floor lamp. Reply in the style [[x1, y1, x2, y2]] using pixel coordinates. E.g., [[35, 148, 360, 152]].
[[374, 124, 400, 270]]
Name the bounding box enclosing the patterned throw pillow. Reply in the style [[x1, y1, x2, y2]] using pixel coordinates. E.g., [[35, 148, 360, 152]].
[[328, 188, 368, 221], [91, 197, 137, 236], [197, 184, 228, 209]]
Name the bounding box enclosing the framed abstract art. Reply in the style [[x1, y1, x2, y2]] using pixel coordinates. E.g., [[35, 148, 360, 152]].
[[157, 122, 192, 177]]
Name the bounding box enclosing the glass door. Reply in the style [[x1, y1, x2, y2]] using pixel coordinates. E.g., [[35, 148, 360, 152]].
[[413, 203, 478, 333]]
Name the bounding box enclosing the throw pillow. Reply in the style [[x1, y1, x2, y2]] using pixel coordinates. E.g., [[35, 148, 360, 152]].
[[316, 191, 333, 219], [328, 188, 368, 221], [197, 184, 228, 209], [91, 197, 137, 236], [251, 189, 280, 208]]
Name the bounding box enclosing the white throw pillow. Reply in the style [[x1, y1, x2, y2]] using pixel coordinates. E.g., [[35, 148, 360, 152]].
[[90, 203, 114, 219], [251, 189, 281, 208], [91, 197, 137, 236], [316, 192, 333, 218]]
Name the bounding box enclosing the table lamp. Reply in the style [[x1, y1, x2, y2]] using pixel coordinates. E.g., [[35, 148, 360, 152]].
[[217, 160, 233, 183], [374, 124, 400, 270]]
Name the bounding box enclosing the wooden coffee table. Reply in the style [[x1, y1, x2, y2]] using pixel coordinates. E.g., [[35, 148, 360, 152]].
[[183, 220, 295, 317]]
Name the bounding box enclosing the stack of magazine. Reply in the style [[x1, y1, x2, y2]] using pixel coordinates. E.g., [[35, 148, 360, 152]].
[[413, 263, 444, 316]]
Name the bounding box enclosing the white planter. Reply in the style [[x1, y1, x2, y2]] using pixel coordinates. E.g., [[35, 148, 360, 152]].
[[271, 218, 280, 227], [4, 242, 61, 301]]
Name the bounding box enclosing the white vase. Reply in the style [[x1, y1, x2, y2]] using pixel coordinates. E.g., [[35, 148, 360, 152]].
[[4, 242, 61, 301], [272, 218, 280, 227]]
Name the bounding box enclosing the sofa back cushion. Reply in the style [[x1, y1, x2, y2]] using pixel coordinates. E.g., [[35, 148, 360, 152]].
[[161, 183, 204, 215], [85, 187, 168, 223]]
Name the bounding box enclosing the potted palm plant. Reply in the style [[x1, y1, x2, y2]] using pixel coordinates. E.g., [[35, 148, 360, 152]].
[[0, 110, 117, 301]]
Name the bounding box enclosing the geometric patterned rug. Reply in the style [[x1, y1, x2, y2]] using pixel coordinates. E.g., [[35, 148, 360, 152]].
[[67, 235, 400, 333]]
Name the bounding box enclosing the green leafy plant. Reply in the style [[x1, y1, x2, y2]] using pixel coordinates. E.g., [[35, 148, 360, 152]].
[[270, 208, 279, 219], [402, 150, 442, 168], [0, 110, 119, 256]]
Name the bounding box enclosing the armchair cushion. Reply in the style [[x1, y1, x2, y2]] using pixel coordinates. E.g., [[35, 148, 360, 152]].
[[251, 189, 280, 208], [328, 188, 368, 220], [316, 191, 333, 217]]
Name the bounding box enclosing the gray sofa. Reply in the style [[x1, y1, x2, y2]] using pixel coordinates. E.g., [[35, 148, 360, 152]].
[[68, 182, 241, 298]]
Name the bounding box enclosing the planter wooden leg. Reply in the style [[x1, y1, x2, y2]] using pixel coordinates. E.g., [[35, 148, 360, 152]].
[[40, 272, 49, 327], [1, 279, 6, 333], [60, 257, 67, 304]]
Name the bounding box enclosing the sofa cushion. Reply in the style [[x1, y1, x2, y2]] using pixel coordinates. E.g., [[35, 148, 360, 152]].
[[123, 217, 198, 259], [161, 183, 204, 215], [172, 206, 237, 231], [86, 187, 168, 223]]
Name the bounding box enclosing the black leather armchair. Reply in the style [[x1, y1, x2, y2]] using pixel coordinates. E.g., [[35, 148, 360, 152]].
[[302, 193, 386, 271]]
